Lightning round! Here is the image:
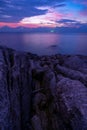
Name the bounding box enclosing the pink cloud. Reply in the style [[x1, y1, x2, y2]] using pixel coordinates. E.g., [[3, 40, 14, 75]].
[[0, 22, 41, 28], [0, 22, 19, 28], [20, 9, 63, 27]]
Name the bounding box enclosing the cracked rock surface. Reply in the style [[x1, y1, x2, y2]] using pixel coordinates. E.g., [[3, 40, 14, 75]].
[[0, 46, 87, 130]]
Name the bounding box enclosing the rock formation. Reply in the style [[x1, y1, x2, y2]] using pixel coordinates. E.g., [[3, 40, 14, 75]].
[[0, 46, 87, 130]]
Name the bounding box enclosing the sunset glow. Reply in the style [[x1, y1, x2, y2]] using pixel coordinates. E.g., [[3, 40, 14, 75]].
[[20, 10, 63, 28], [0, 0, 87, 31]]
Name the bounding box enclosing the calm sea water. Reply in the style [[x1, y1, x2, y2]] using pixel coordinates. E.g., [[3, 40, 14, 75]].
[[0, 33, 87, 55]]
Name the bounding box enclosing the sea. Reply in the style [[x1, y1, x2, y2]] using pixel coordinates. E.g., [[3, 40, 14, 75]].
[[0, 33, 87, 56]]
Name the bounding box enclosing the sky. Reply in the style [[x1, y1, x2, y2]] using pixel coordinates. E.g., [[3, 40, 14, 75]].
[[0, 0, 87, 29]]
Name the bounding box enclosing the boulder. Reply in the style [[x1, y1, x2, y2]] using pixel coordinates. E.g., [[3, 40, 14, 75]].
[[57, 78, 87, 130], [56, 65, 87, 86], [63, 56, 87, 70]]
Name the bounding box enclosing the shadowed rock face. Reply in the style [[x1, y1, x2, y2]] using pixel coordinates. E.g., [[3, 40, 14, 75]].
[[0, 46, 87, 130]]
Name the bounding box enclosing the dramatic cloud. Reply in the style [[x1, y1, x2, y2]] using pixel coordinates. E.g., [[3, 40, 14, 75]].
[[20, 8, 63, 27], [0, 0, 48, 22], [56, 19, 82, 27], [0, 0, 66, 22], [0, 0, 87, 30], [57, 19, 78, 23], [53, 4, 66, 8]]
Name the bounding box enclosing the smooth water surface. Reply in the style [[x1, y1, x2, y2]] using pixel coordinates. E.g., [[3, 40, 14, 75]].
[[0, 33, 87, 55]]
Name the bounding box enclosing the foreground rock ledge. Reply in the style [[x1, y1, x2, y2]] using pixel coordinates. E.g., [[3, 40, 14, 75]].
[[0, 46, 87, 130]]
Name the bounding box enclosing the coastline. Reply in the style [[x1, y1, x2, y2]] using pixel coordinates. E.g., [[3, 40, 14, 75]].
[[0, 45, 87, 130]]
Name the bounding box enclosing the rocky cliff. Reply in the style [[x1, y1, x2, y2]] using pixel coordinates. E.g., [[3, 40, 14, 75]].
[[0, 46, 87, 130]]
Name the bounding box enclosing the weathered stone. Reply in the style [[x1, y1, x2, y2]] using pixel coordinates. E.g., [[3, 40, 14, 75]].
[[33, 93, 46, 114], [57, 78, 87, 130], [0, 62, 10, 130], [42, 70, 56, 98], [0, 46, 87, 130], [56, 65, 87, 86], [31, 115, 43, 130], [64, 56, 87, 70]]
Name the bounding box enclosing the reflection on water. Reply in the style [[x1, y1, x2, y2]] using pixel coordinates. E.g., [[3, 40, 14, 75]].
[[0, 33, 87, 55]]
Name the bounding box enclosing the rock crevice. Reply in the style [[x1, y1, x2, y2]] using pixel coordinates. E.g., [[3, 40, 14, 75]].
[[0, 46, 87, 130]]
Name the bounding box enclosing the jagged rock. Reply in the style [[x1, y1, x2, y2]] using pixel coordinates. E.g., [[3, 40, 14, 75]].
[[57, 74, 65, 82], [33, 93, 46, 114], [0, 62, 10, 130], [32, 88, 44, 94], [63, 56, 87, 70], [42, 70, 56, 98], [0, 46, 87, 130], [57, 78, 87, 130], [0, 50, 5, 63], [78, 68, 87, 74], [32, 68, 45, 81], [29, 60, 36, 70], [56, 65, 87, 86], [31, 115, 43, 130]]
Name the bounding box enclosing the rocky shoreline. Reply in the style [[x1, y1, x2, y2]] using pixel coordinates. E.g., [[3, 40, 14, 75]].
[[0, 46, 87, 130]]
